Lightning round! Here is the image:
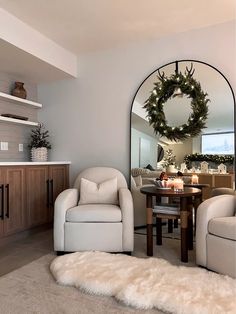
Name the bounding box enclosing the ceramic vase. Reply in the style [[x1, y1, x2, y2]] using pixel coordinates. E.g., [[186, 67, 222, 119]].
[[12, 82, 27, 99]]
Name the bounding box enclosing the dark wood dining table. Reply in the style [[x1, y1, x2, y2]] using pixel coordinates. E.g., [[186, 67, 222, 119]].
[[140, 186, 202, 263]]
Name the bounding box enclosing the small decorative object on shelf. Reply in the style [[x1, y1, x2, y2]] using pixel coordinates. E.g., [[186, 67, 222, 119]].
[[192, 175, 199, 184], [173, 178, 184, 192], [162, 149, 176, 172], [180, 162, 187, 173], [11, 82, 27, 99], [218, 163, 227, 174], [1, 113, 28, 121], [200, 161, 209, 173], [28, 123, 51, 162]]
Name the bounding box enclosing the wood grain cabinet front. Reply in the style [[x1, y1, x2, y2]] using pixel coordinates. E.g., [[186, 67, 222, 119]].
[[0, 167, 26, 237], [0, 164, 69, 239], [26, 164, 69, 227], [48, 165, 69, 222], [26, 166, 49, 227]]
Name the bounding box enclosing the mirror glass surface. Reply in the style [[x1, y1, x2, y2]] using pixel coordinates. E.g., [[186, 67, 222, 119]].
[[131, 60, 235, 174]]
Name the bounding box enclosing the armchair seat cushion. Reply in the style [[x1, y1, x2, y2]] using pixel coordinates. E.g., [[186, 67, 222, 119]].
[[66, 204, 122, 223], [208, 217, 236, 241]]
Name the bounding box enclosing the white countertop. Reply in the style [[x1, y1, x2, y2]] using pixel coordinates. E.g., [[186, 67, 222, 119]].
[[0, 161, 71, 166]]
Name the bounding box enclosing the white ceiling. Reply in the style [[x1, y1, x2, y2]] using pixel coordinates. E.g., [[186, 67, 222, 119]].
[[0, 0, 236, 55], [0, 38, 73, 83]]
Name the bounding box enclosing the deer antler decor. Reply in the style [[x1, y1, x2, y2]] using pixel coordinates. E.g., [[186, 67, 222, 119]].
[[185, 63, 195, 77], [143, 61, 209, 141]]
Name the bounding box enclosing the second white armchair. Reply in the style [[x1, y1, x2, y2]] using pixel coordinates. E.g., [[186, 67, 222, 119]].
[[196, 194, 236, 278]]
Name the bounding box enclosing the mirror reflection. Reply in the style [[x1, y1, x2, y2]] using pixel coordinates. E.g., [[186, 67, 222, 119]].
[[131, 60, 235, 210]]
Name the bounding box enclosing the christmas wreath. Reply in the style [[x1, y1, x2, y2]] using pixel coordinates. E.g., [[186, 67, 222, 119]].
[[143, 63, 209, 141]]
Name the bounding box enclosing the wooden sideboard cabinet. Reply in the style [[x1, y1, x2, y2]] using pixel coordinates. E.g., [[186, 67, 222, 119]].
[[198, 173, 234, 200], [166, 172, 234, 200], [0, 163, 69, 239]]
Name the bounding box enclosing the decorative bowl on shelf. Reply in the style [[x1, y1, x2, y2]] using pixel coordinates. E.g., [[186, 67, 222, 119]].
[[1, 113, 28, 120]]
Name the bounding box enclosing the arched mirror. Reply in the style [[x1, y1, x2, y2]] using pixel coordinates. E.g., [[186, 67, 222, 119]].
[[130, 60, 235, 187]]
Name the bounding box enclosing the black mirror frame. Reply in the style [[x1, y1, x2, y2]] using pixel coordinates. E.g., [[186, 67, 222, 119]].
[[129, 59, 236, 188]]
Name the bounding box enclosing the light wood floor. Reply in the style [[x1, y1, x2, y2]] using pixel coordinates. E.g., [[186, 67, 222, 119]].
[[0, 228, 53, 277]]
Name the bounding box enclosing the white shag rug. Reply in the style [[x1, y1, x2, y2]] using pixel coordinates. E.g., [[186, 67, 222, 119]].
[[50, 251, 236, 314]]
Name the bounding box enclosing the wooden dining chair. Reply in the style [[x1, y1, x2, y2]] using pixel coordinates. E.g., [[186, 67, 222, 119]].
[[153, 204, 180, 245]]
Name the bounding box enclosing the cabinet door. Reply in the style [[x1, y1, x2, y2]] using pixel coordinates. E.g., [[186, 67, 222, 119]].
[[3, 167, 26, 236], [214, 174, 233, 189], [26, 166, 49, 227], [198, 174, 213, 200], [0, 168, 4, 237], [48, 165, 69, 222]]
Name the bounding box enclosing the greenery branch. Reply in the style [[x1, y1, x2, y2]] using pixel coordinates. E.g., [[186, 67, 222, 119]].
[[184, 153, 234, 167], [28, 123, 51, 149]]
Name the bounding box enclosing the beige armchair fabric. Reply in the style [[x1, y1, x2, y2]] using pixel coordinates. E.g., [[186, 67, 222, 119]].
[[196, 194, 236, 278], [211, 187, 236, 197], [130, 176, 146, 227], [54, 167, 134, 253]]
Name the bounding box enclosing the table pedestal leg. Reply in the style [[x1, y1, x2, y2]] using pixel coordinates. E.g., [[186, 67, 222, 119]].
[[180, 197, 188, 263], [156, 218, 162, 245], [146, 195, 153, 256], [187, 197, 193, 250], [194, 195, 202, 235]]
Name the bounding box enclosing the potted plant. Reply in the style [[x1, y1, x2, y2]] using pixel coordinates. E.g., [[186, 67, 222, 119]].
[[28, 123, 51, 162], [162, 149, 176, 172]]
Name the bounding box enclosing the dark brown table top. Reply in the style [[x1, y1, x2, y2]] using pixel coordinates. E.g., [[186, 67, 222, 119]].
[[140, 186, 202, 197], [184, 183, 210, 188]]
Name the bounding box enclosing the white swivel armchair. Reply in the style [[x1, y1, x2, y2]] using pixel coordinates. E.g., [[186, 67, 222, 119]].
[[54, 167, 134, 254], [196, 194, 236, 278]]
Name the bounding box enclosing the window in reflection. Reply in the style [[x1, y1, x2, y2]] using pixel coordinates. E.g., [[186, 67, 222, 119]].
[[201, 132, 234, 154]]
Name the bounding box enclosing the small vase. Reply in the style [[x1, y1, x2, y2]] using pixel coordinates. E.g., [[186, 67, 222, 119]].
[[12, 82, 27, 99], [31, 147, 48, 162]]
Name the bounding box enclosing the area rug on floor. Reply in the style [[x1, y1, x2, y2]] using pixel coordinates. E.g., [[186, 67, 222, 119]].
[[0, 254, 158, 314], [50, 251, 236, 314]]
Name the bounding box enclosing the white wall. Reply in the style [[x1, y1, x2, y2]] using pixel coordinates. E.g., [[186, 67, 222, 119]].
[[38, 21, 236, 184], [131, 128, 158, 169], [168, 139, 193, 168]]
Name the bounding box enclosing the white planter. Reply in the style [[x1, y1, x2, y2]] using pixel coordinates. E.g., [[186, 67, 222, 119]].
[[167, 165, 175, 173], [31, 147, 48, 162]]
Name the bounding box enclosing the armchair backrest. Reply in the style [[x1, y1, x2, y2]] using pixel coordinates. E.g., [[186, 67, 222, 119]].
[[211, 187, 236, 197], [73, 167, 128, 193]]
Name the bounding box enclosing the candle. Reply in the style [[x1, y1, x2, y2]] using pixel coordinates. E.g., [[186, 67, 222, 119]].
[[166, 179, 174, 188], [173, 178, 184, 192], [192, 175, 199, 184]]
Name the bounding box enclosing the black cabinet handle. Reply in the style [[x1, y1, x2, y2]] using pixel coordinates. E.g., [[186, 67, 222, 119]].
[[50, 179, 54, 206], [46, 179, 50, 208], [5, 184, 9, 218], [0, 184, 4, 220]]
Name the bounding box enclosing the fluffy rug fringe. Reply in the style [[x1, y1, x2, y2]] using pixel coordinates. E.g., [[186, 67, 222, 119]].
[[50, 251, 236, 314]]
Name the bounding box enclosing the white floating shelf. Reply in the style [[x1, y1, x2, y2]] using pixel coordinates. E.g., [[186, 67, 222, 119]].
[[0, 92, 42, 108], [0, 116, 38, 126]]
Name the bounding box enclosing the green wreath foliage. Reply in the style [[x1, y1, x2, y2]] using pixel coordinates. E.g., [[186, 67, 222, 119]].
[[143, 68, 209, 141], [184, 153, 234, 167]]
